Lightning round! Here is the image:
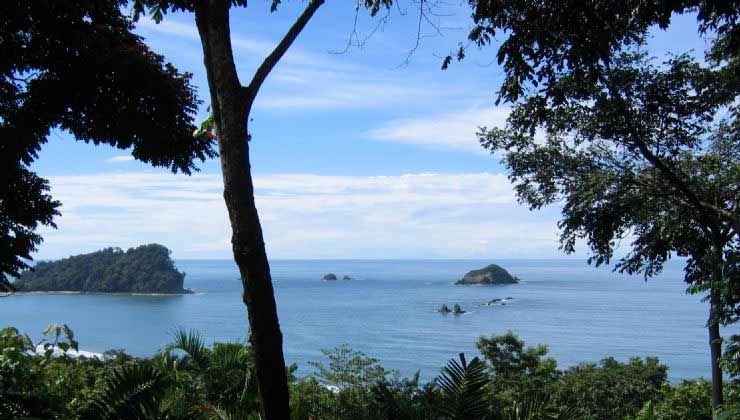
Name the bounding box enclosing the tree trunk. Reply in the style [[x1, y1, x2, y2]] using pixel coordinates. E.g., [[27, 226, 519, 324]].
[[709, 291, 723, 413], [194, 4, 291, 419], [709, 247, 724, 412], [220, 119, 291, 420]]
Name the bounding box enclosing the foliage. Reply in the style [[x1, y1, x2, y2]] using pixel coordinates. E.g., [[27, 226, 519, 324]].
[[0, 325, 120, 419], [719, 403, 740, 420], [436, 353, 489, 420], [0, 0, 215, 293], [478, 52, 737, 281], [368, 378, 436, 420], [309, 344, 395, 389], [651, 380, 713, 420], [558, 357, 668, 420], [13, 244, 188, 294], [155, 329, 259, 417], [450, 0, 737, 106], [498, 394, 572, 420], [83, 363, 167, 420], [457, 264, 519, 285], [477, 331, 560, 406], [299, 344, 400, 419], [462, 0, 738, 407], [5, 325, 736, 419]]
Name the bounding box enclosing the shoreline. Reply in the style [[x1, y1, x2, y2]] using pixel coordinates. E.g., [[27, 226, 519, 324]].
[[11, 290, 196, 296]]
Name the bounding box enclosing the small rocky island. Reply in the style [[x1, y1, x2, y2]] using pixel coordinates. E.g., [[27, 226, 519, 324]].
[[322, 273, 353, 281], [13, 244, 191, 294], [456, 264, 519, 285], [438, 304, 466, 314]]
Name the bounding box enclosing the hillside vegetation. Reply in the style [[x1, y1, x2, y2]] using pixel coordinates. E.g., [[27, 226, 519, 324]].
[[456, 264, 520, 285], [13, 244, 188, 294]]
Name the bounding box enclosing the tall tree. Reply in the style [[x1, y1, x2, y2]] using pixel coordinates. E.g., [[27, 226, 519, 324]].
[[131, 1, 393, 417], [449, 0, 738, 410], [0, 0, 215, 294]]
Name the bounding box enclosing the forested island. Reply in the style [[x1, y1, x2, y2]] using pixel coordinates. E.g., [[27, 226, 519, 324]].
[[13, 244, 190, 294], [456, 264, 520, 285]]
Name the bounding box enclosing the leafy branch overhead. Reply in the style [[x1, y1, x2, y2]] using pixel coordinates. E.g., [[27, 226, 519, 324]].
[[460, 0, 738, 411], [446, 0, 738, 105], [0, 1, 216, 292]]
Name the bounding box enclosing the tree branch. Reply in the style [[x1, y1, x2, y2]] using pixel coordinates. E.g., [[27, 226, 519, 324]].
[[632, 138, 737, 229], [246, 0, 325, 99]]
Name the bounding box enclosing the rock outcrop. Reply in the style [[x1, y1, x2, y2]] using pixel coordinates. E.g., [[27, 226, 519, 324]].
[[456, 264, 519, 285]]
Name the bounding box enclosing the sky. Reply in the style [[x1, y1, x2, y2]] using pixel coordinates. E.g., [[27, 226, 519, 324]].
[[30, 3, 712, 260]]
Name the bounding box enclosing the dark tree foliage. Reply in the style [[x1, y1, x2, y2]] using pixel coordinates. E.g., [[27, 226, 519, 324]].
[[477, 331, 560, 407], [558, 357, 668, 420], [449, 0, 738, 105], [13, 244, 188, 294], [0, 0, 215, 294], [478, 47, 738, 415], [446, 0, 738, 410], [479, 53, 737, 276], [0, 168, 59, 292]]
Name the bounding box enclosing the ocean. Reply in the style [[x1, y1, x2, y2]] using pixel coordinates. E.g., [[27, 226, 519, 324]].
[[1, 259, 725, 382]]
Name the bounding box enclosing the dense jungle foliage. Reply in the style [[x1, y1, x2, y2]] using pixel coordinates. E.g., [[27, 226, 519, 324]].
[[13, 244, 188, 294], [2, 325, 738, 420]]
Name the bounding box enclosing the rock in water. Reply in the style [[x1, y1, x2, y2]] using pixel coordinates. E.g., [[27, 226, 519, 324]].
[[456, 264, 519, 285], [342, 275, 352, 280], [322, 273, 338, 281]]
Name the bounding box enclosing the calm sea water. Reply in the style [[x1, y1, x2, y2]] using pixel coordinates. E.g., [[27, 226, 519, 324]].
[[1, 259, 729, 381]]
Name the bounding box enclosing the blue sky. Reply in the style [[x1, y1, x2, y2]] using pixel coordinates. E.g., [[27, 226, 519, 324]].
[[31, 3, 711, 260]]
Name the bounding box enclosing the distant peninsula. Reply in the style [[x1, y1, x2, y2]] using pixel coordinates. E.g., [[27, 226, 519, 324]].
[[455, 264, 520, 285], [13, 244, 191, 294]]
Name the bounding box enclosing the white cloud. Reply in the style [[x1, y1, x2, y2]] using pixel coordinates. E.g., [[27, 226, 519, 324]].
[[137, 17, 271, 54], [366, 107, 511, 153], [256, 82, 428, 110], [136, 17, 324, 68], [136, 17, 457, 112], [36, 171, 562, 260], [107, 155, 135, 163]]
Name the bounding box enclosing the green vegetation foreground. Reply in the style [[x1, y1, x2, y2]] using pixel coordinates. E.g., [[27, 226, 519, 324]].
[[2, 325, 739, 420]]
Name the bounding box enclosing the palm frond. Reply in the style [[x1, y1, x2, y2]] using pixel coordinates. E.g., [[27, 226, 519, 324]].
[[164, 328, 210, 369], [435, 353, 489, 420], [207, 342, 257, 410], [83, 363, 166, 420], [209, 342, 252, 373]]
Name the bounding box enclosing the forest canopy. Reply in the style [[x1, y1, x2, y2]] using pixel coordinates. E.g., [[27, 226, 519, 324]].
[[13, 244, 189, 294]]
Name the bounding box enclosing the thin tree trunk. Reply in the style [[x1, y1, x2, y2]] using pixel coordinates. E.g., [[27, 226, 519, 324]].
[[709, 245, 724, 412], [194, 3, 291, 419], [709, 292, 723, 412], [220, 119, 291, 420]]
